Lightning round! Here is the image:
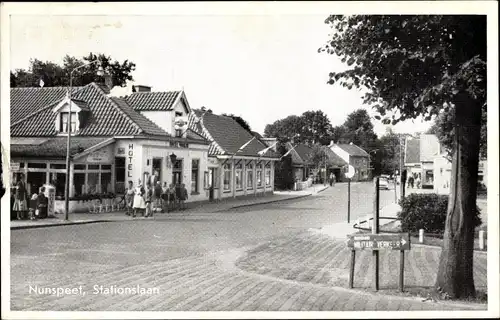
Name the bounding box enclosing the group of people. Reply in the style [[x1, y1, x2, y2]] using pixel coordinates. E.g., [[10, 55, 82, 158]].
[[11, 173, 48, 220], [124, 179, 189, 218], [407, 173, 422, 189]]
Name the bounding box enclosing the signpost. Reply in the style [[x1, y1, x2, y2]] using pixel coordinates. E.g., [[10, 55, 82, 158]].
[[347, 177, 411, 292], [345, 165, 355, 223]]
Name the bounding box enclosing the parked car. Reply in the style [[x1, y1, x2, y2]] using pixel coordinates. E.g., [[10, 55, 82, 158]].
[[379, 177, 389, 190]]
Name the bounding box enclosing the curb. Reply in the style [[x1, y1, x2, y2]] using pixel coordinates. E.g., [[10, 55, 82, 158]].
[[215, 193, 313, 212], [11, 220, 110, 230]]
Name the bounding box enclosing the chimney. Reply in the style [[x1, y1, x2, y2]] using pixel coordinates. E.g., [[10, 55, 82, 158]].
[[201, 106, 206, 112], [133, 85, 152, 92]]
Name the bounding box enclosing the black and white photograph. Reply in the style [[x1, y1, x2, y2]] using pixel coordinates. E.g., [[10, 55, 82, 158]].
[[1, 1, 498, 318]]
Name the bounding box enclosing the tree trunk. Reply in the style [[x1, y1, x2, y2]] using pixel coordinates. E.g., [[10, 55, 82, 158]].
[[435, 92, 482, 299]]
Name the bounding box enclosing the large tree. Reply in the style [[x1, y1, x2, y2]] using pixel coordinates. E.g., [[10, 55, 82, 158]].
[[10, 52, 136, 88], [222, 113, 252, 133], [264, 115, 306, 143], [300, 110, 334, 145], [264, 111, 333, 145], [338, 108, 379, 150], [321, 15, 486, 298]]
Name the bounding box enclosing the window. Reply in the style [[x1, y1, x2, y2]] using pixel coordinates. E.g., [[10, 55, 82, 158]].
[[101, 172, 112, 193], [256, 164, 263, 187], [28, 163, 47, 169], [265, 168, 271, 186], [235, 163, 243, 190], [191, 159, 199, 193], [246, 163, 253, 189], [74, 164, 86, 170], [175, 129, 183, 137], [50, 163, 66, 170], [88, 165, 100, 170], [175, 111, 183, 117], [223, 164, 232, 191], [204, 171, 209, 189], [60, 112, 77, 133]]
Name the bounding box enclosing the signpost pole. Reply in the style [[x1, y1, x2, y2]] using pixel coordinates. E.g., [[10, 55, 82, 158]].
[[399, 249, 405, 292], [347, 178, 351, 223], [372, 177, 380, 291], [349, 249, 355, 289]]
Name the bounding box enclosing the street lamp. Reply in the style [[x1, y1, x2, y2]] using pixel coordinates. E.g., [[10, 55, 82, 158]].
[[64, 60, 105, 220]]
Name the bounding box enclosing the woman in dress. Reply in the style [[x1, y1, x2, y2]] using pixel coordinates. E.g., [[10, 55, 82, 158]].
[[13, 174, 28, 220], [132, 179, 146, 218]]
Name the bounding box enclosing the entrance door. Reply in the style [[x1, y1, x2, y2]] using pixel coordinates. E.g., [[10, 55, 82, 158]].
[[27, 172, 46, 195], [115, 157, 126, 194], [172, 159, 183, 186], [209, 168, 216, 201], [152, 158, 162, 184]]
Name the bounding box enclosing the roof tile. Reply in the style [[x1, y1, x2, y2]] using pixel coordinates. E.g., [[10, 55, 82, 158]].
[[124, 91, 181, 111]]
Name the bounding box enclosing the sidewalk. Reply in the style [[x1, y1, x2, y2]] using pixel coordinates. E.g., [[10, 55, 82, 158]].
[[10, 184, 329, 230], [314, 202, 402, 240]]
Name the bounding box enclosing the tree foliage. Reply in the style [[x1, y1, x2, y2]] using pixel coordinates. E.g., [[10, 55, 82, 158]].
[[10, 52, 136, 88], [222, 113, 252, 133], [321, 15, 486, 299], [338, 109, 378, 150], [264, 112, 333, 144], [320, 15, 486, 124]]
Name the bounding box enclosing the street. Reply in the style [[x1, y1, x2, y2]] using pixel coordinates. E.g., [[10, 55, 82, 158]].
[[10, 182, 484, 311]]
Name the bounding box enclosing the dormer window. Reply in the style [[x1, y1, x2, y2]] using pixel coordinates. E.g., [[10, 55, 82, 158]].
[[52, 97, 91, 135], [60, 112, 77, 133]]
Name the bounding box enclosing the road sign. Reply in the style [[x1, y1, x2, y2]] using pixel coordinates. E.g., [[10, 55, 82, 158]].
[[345, 165, 355, 179], [346, 233, 410, 251]]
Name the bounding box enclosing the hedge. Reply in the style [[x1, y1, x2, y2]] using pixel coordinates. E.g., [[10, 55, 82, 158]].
[[398, 193, 482, 234]]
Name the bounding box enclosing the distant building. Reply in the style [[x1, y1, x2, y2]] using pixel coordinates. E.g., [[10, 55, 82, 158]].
[[403, 134, 487, 194], [329, 141, 370, 181]]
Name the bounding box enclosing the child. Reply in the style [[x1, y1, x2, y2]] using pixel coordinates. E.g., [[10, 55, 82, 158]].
[[179, 183, 188, 210], [29, 192, 38, 220], [37, 187, 48, 219], [144, 183, 153, 217]]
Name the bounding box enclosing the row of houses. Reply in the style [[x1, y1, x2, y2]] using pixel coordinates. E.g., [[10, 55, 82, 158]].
[[282, 141, 371, 185], [9, 81, 281, 213]]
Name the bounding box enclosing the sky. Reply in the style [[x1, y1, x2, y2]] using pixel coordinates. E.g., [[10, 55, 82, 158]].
[[9, 14, 433, 137]]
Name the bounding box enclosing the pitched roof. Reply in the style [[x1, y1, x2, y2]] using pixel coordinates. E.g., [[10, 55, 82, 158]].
[[189, 109, 279, 158], [294, 144, 314, 164], [336, 143, 369, 157], [323, 146, 349, 167], [286, 143, 308, 165], [420, 134, 440, 161], [10, 86, 83, 123], [124, 91, 181, 111], [405, 138, 421, 164], [10, 83, 170, 137], [10, 137, 111, 158]]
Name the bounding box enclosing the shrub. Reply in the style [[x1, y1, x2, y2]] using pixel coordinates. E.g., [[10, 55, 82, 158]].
[[398, 193, 482, 234]]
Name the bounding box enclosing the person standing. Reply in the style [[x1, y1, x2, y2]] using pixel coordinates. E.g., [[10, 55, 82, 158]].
[[145, 182, 153, 217], [13, 174, 28, 220], [125, 181, 135, 216], [132, 179, 146, 218], [161, 182, 169, 213], [168, 184, 177, 211], [179, 183, 188, 210], [153, 180, 163, 214], [37, 187, 48, 219]]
